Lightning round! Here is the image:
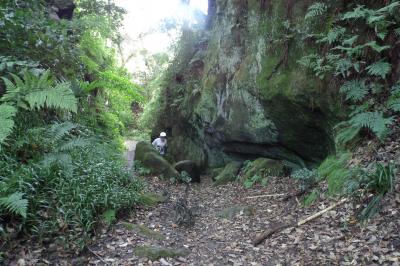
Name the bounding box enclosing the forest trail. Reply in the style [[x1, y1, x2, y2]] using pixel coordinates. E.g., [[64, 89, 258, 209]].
[[85, 168, 400, 265], [124, 140, 138, 170]]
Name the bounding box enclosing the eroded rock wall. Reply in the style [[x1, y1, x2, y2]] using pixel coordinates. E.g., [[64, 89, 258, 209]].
[[153, 0, 340, 170]]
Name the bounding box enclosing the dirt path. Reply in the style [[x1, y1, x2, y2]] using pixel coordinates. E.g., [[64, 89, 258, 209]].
[[86, 174, 400, 265], [124, 140, 138, 170]]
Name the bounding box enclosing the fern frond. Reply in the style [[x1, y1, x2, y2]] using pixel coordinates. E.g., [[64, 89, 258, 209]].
[[1, 76, 20, 103], [25, 81, 78, 113], [365, 41, 390, 53], [387, 87, 400, 112], [366, 60, 391, 79], [49, 121, 79, 141], [0, 192, 28, 218], [341, 5, 369, 20], [377, 1, 400, 14], [318, 27, 346, 44], [0, 104, 17, 144], [350, 111, 393, 139], [340, 80, 368, 102], [335, 122, 361, 147], [305, 2, 328, 20], [42, 153, 73, 174], [57, 137, 89, 152]]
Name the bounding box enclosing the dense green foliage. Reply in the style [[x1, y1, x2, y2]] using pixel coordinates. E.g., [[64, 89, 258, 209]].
[[300, 1, 400, 145], [288, 1, 400, 219], [0, 0, 144, 250]]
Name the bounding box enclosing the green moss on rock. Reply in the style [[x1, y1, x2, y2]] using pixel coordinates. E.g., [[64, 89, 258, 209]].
[[135, 141, 179, 179], [122, 223, 165, 241], [243, 158, 286, 180], [218, 205, 255, 219], [134, 246, 188, 261], [138, 192, 166, 207], [214, 161, 242, 186]]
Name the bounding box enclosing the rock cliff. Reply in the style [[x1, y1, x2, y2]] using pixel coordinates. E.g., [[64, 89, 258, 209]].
[[152, 0, 340, 170]]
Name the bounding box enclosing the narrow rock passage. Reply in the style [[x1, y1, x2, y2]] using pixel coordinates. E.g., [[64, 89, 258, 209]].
[[87, 173, 400, 265]]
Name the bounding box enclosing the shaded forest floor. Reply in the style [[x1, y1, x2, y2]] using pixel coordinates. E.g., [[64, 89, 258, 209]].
[[85, 176, 399, 265]]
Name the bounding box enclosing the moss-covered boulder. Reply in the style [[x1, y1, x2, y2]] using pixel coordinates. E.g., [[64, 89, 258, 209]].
[[135, 141, 156, 162], [138, 192, 166, 207], [243, 158, 287, 180], [218, 205, 255, 219], [121, 223, 165, 241], [134, 246, 188, 261], [214, 161, 242, 186], [135, 141, 179, 179], [174, 160, 201, 182]]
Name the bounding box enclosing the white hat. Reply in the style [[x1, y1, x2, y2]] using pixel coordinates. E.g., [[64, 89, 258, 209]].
[[160, 132, 167, 137]]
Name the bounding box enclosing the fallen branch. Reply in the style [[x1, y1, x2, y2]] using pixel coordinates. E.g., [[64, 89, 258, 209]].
[[246, 193, 285, 199], [88, 247, 110, 265], [253, 198, 348, 246]]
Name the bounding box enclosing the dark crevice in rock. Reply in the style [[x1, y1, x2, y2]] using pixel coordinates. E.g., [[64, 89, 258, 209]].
[[221, 141, 308, 167]]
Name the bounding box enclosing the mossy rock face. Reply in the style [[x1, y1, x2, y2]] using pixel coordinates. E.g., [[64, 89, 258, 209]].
[[218, 205, 255, 219], [150, 0, 338, 171], [135, 141, 179, 179], [134, 246, 188, 261], [243, 158, 287, 180], [121, 223, 165, 241], [214, 161, 242, 186]]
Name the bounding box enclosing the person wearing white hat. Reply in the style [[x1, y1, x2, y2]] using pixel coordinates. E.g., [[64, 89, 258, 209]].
[[152, 132, 168, 155]]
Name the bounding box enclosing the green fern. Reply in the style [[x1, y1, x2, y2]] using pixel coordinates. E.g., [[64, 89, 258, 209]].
[[350, 111, 393, 139], [340, 80, 368, 102], [305, 2, 328, 20], [335, 122, 361, 147], [366, 60, 391, 79], [365, 41, 390, 53], [388, 83, 400, 112], [0, 192, 28, 218], [341, 5, 369, 20], [318, 27, 346, 44], [2, 71, 78, 113], [0, 104, 17, 144], [49, 122, 79, 141], [377, 1, 400, 14], [57, 137, 89, 152], [25, 82, 78, 113]]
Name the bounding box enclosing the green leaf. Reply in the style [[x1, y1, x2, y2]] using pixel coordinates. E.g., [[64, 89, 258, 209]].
[[341, 5, 368, 20], [25, 82, 78, 113], [350, 111, 393, 139], [342, 35, 359, 46], [0, 104, 17, 144], [365, 41, 390, 53], [366, 60, 391, 79], [305, 2, 328, 20], [0, 192, 28, 218], [340, 80, 368, 102]]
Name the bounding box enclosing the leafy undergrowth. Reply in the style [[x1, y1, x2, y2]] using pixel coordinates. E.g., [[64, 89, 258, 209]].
[[0, 126, 144, 254]]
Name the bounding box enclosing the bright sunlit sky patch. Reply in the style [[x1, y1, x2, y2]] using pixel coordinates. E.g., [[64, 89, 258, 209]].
[[115, 0, 208, 75]]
